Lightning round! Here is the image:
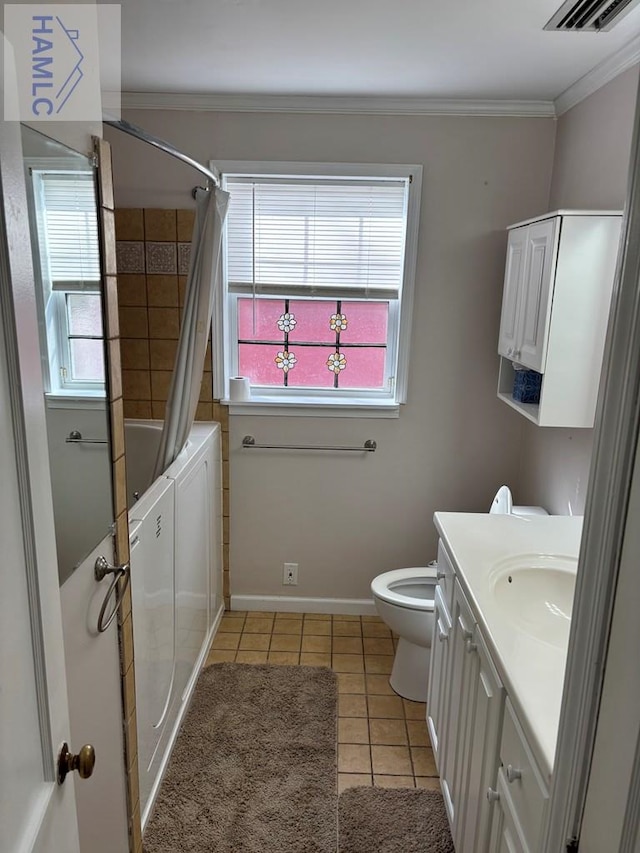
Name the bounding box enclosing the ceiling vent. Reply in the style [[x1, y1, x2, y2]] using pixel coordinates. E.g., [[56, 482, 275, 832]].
[[544, 0, 640, 31]]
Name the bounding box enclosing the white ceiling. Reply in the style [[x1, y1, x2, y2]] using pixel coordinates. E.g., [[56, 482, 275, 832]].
[[114, 0, 640, 102]]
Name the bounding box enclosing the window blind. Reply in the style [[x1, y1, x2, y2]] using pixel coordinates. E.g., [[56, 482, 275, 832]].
[[39, 172, 101, 291], [225, 177, 409, 298]]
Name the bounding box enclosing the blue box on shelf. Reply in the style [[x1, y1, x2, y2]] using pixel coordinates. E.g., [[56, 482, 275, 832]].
[[513, 368, 542, 404]]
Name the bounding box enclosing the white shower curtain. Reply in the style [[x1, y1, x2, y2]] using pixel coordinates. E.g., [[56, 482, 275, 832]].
[[153, 185, 230, 477]]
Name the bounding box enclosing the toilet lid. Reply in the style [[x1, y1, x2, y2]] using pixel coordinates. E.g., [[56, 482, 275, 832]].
[[371, 566, 438, 611]]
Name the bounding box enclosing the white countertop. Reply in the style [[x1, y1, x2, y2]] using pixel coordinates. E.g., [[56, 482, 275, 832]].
[[433, 511, 584, 780]]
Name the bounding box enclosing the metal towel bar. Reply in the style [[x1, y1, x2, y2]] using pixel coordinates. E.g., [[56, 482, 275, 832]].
[[66, 430, 108, 445], [242, 435, 377, 452]]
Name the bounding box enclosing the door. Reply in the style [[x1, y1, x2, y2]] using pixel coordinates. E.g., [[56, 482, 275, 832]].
[[427, 585, 452, 770], [489, 773, 529, 853], [442, 580, 478, 836], [498, 226, 527, 360], [0, 125, 81, 850], [517, 218, 557, 372], [458, 627, 504, 853]]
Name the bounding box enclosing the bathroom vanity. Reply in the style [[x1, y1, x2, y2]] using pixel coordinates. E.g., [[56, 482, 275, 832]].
[[427, 512, 583, 853]]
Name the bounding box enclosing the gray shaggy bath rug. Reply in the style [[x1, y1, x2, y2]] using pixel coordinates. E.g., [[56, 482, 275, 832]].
[[143, 662, 338, 853], [338, 786, 454, 853]]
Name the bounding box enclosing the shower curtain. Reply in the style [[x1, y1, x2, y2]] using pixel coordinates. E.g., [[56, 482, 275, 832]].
[[153, 185, 230, 477]]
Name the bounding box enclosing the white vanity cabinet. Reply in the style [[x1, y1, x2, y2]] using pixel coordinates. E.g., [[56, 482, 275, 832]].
[[438, 578, 504, 853], [429, 540, 549, 853], [488, 699, 550, 853], [496, 210, 621, 428]]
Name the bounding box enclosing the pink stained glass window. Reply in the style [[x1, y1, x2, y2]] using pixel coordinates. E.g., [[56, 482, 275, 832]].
[[238, 298, 284, 341], [331, 347, 386, 389], [339, 301, 388, 344], [236, 296, 389, 390], [287, 301, 336, 343]]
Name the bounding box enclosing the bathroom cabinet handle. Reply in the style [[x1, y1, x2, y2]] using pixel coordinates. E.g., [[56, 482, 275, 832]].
[[466, 639, 478, 654], [461, 625, 473, 641], [437, 624, 448, 643], [506, 765, 522, 783], [487, 787, 500, 803], [436, 570, 446, 580]]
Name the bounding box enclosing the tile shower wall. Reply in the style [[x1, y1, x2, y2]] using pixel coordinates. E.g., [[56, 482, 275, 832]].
[[115, 207, 231, 607]]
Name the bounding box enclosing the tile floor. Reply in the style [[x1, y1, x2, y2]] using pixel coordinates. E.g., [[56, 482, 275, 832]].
[[205, 611, 439, 793]]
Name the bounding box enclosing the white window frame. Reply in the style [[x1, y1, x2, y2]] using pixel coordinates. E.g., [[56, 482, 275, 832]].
[[211, 160, 422, 417], [26, 163, 105, 398]]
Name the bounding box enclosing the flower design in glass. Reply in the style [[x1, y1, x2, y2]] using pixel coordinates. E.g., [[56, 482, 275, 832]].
[[327, 352, 347, 374], [277, 312, 297, 333], [330, 313, 348, 333], [237, 298, 388, 389], [275, 350, 297, 373]]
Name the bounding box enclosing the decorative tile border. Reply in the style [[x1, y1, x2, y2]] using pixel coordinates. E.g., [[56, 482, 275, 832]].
[[146, 241, 177, 275], [116, 241, 145, 275], [177, 242, 191, 276]]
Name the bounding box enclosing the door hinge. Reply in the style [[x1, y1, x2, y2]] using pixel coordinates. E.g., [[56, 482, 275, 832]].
[[566, 836, 579, 852]]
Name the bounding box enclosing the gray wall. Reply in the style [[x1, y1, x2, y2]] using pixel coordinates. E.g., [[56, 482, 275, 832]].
[[107, 110, 554, 601], [517, 65, 639, 516]]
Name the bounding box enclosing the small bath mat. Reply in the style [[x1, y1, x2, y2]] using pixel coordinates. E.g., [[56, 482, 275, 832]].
[[143, 662, 338, 853], [338, 787, 454, 853]]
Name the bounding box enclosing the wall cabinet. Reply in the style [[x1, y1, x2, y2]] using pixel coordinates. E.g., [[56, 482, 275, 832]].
[[496, 211, 621, 428], [430, 542, 548, 853]]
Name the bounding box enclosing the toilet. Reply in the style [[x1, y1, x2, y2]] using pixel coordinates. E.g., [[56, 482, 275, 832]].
[[371, 487, 548, 703], [371, 566, 438, 702]]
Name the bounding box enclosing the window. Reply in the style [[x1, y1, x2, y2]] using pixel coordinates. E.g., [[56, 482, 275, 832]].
[[215, 162, 422, 414], [31, 170, 104, 394]]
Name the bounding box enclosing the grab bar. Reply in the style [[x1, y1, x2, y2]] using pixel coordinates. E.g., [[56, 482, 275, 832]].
[[242, 435, 377, 452], [94, 556, 130, 633], [66, 430, 108, 445]]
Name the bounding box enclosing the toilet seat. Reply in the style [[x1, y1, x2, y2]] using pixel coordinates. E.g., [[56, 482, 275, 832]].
[[371, 567, 438, 611]]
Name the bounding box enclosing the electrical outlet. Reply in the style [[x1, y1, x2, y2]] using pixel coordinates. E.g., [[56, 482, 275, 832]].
[[283, 562, 298, 585]]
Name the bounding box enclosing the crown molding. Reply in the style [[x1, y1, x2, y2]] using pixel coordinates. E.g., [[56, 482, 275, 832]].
[[555, 31, 640, 116], [121, 91, 555, 117]]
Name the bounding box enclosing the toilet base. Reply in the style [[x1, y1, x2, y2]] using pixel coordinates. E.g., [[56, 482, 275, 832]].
[[389, 637, 430, 703]]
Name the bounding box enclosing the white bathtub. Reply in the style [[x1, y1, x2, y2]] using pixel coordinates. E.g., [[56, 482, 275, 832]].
[[124, 419, 223, 827]]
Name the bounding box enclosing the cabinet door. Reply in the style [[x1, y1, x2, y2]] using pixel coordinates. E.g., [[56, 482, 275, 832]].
[[441, 581, 478, 834], [458, 629, 505, 853], [517, 218, 557, 372], [498, 226, 527, 360], [427, 585, 452, 772], [489, 772, 530, 853]]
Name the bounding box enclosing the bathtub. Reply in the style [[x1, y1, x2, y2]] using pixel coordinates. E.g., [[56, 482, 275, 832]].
[[124, 419, 223, 827]]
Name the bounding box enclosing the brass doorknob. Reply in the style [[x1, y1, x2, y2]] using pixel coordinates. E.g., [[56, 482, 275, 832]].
[[57, 742, 96, 785]]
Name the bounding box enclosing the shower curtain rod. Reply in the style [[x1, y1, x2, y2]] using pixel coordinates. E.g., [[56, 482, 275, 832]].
[[103, 118, 219, 190]]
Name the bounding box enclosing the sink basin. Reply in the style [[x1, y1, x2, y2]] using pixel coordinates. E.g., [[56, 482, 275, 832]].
[[490, 554, 578, 647]]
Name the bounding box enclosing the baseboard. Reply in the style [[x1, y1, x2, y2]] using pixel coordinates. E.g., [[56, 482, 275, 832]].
[[230, 594, 377, 616]]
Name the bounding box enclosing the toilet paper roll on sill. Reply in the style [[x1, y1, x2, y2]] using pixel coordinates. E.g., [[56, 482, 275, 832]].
[[229, 376, 251, 402]]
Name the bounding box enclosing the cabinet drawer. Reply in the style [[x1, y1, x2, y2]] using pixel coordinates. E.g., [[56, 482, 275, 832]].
[[498, 699, 549, 851], [436, 539, 455, 611]]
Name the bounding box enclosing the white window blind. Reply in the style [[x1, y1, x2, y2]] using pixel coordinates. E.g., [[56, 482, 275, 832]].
[[39, 172, 101, 291], [225, 177, 409, 298]]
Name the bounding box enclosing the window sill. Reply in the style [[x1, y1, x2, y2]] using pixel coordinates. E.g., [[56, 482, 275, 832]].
[[45, 391, 107, 410], [222, 396, 400, 418]]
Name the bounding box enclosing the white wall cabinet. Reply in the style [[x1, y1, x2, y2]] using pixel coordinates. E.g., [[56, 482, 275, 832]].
[[497, 211, 621, 427], [429, 542, 548, 853]]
